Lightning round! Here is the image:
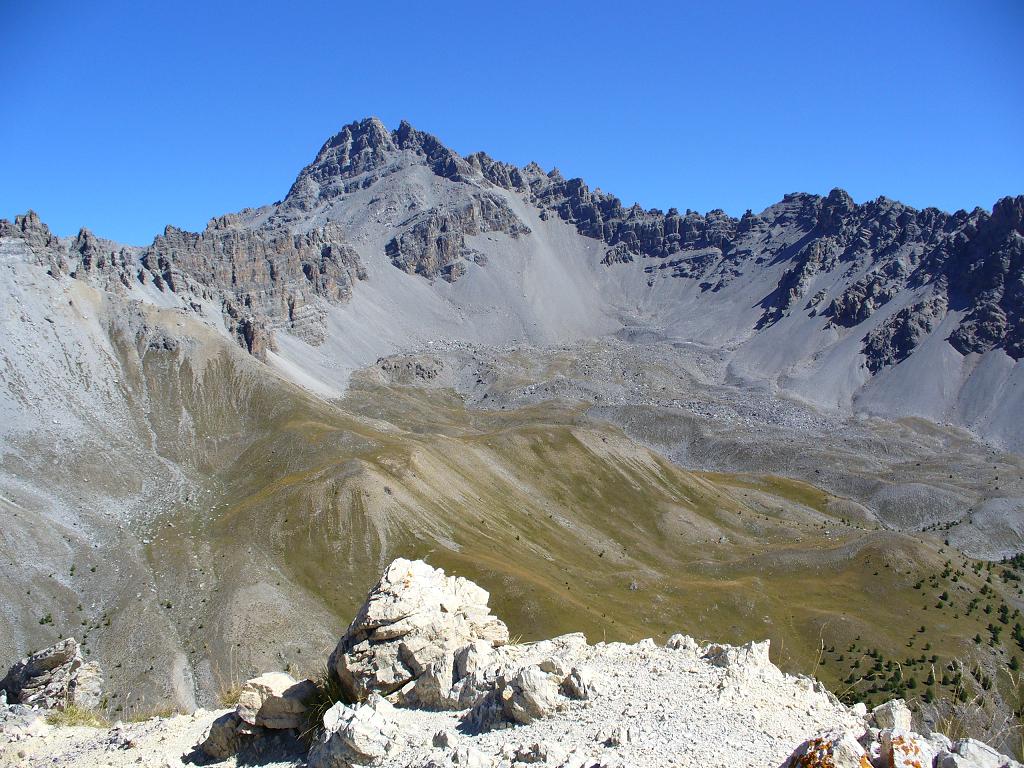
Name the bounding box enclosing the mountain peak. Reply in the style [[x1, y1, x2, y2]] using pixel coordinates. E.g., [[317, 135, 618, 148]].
[[281, 117, 399, 207], [283, 118, 476, 208]]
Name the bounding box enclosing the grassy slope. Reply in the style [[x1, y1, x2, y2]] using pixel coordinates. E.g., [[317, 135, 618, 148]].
[[9, 306, 1018, 731], [134, 372, 1023, 727]]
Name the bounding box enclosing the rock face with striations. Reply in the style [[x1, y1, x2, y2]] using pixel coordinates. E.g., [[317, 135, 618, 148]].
[[386, 193, 529, 282], [469, 147, 1024, 366], [141, 217, 366, 350], [279, 117, 1024, 369]]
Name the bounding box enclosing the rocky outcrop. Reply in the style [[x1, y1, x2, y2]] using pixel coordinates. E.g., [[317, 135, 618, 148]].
[[0, 210, 68, 276], [0, 209, 367, 358], [0, 638, 102, 710], [328, 558, 510, 702], [386, 194, 529, 282], [941, 196, 1024, 359], [283, 118, 477, 212], [861, 296, 948, 372], [826, 273, 901, 328], [142, 218, 366, 348]]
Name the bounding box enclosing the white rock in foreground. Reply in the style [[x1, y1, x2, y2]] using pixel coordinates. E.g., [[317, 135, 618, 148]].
[[329, 558, 510, 702], [235, 671, 316, 729], [785, 729, 872, 768], [307, 693, 402, 768]]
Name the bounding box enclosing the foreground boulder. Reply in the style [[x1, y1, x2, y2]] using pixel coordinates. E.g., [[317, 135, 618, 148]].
[[197, 671, 315, 760], [328, 558, 509, 702], [236, 671, 316, 730], [881, 729, 934, 768], [199, 712, 253, 761], [0, 638, 103, 710], [306, 693, 401, 768], [786, 729, 872, 768]]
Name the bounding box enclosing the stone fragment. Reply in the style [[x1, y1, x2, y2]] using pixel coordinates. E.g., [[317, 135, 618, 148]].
[[703, 639, 779, 678], [451, 745, 495, 767], [235, 672, 315, 730], [561, 666, 596, 700], [70, 662, 104, 710], [881, 729, 934, 768], [871, 700, 912, 731], [513, 741, 569, 765], [504, 666, 561, 725], [465, 664, 561, 733], [433, 729, 455, 748], [786, 729, 872, 768], [665, 634, 699, 653], [410, 652, 460, 710], [454, 641, 493, 680], [307, 693, 401, 768], [604, 725, 635, 747], [199, 712, 252, 761]]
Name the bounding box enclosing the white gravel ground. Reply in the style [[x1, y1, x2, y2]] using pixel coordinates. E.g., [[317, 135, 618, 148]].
[[3, 636, 865, 768]]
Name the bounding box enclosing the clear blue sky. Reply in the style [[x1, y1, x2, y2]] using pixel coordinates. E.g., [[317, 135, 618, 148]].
[[1, 1, 1021, 245]]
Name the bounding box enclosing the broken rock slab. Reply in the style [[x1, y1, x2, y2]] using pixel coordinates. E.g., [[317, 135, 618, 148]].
[[934, 738, 1024, 768], [870, 699, 913, 731], [307, 693, 402, 768], [0, 638, 103, 710], [236, 671, 316, 730], [467, 664, 563, 732]]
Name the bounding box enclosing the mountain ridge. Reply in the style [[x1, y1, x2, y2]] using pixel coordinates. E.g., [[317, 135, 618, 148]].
[[3, 116, 1021, 448]]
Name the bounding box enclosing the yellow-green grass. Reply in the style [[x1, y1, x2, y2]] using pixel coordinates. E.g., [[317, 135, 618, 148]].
[[46, 705, 110, 728], [129, 371, 1022, 718]]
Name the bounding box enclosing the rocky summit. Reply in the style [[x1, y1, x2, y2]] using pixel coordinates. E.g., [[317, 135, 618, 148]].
[[3, 560, 1021, 768], [1, 117, 1023, 766]]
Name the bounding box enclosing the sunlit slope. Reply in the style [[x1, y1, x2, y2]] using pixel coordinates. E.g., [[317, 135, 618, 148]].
[[1, 282, 1015, 721], [135, 377, 1011, 716]]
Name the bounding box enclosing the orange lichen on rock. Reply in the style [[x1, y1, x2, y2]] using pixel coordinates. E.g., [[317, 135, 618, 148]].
[[787, 731, 872, 768], [884, 730, 933, 768]]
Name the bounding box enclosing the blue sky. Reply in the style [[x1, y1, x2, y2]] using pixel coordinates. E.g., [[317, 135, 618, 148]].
[[1, 0, 1021, 245]]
